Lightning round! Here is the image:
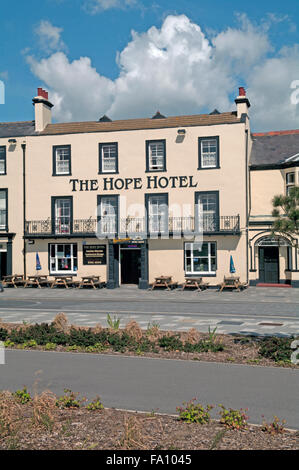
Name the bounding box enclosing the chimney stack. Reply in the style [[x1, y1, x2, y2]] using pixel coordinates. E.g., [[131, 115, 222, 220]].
[[235, 87, 250, 119], [32, 87, 53, 132]]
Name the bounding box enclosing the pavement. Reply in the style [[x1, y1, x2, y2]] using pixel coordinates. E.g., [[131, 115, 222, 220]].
[[0, 286, 298, 336], [1, 349, 299, 429]]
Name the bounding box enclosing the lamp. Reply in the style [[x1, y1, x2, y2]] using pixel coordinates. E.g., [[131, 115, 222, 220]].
[[177, 129, 186, 135], [8, 138, 16, 144]]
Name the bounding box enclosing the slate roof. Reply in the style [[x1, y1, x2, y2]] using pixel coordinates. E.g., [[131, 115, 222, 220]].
[[0, 121, 36, 138], [39, 112, 241, 136], [250, 130, 299, 169]]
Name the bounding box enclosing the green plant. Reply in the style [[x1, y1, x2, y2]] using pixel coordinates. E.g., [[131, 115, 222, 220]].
[[107, 314, 121, 330], [177, 399, 213, 424], [86, 396, 104, 411], [261, 416, 286, 435], [4, 340, 14, 348], [258, 336, 296, 363], [218, 404, 249, 430], [45, 342, 57, 350], [146, 321, 160, 335], [23, 339, 38, 348], [56, 389, 83, 409], [0, 328, 8, 341], [13, 387, 32, 405], [159, 334, 183, 351]]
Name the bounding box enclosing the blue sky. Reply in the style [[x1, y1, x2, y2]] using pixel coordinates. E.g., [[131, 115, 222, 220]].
[[0, 0, 299, 131]]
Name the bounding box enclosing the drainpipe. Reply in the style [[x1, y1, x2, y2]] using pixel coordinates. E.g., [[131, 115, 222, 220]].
[[21, 143, 26, 278], [245, 129, 249, 284]]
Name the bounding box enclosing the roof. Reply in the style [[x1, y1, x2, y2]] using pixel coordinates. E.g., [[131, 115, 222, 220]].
[[0, 121, 36, 138], [250, 130, 299, 169], [39, 112, 241, 136]]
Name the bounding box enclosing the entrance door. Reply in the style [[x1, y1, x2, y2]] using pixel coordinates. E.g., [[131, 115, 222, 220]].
[[0, 252, 7, 280], [121, 249, 141, 284], [259, 247, 279, 283]]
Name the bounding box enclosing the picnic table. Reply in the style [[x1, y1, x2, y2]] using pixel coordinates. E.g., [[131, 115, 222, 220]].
[[2, 275, 25, 288], [50, 276, 74, 289], [24, 275, 49, 288], [219, 276, 247, 292], [150, 276, 178, 291], [77, 276, 102, 289], [182, 277, 209, 292]]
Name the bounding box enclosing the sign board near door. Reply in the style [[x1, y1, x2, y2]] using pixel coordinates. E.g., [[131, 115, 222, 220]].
[[83, 245, 107, 265]]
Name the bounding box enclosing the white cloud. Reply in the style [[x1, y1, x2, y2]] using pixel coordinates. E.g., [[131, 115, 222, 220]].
[[27, 14, 299, 131], [83, 0, 138, 14], [35, 20, 66, 53]]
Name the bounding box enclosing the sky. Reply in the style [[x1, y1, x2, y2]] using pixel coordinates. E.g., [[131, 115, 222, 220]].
[[0, 0, 299, 131]]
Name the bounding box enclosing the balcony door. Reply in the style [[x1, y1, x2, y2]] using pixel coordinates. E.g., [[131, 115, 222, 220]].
[[196, 192, 219, 232], [98, 195, 118, 236], [147, 194, 168, 234], [53, 197, 72, 235]]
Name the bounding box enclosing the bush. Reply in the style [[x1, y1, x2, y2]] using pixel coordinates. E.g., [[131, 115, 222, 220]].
[[218, 405, 249, 430], [177, 399, 213, 424], [159, 335, 183, 351], [68, 328, 98, 347], [56, 389, 83, 409], [261, 416, 286, 435], [86, 396, 104, 411], [258, 336, 296, 363], [0, 328, 8, 341], [9, 323, 69, 346], [13, 387, 32, 404]]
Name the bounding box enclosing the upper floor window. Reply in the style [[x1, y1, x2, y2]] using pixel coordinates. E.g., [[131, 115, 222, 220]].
[[53, 145, 71, 176], [195, 191, 219, 232], [198, 137, 219, 169], [286, 172, 295, 195], [0, 147, 6, 175], [99, 143, 118, 174], [146, 140, 166, 172], [52, 197, 72, 235], [97, 195, 118, 235], [0, 189, 7, 230], [146, 193, 168, 234]]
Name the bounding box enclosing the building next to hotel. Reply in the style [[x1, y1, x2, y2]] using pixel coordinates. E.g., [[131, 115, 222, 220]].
[[0, 87, 298, 287]]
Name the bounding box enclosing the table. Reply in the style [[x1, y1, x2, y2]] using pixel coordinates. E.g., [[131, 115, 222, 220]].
[[219, 276, 241, 292], [78, 276, 101, 289], [50, 276, 73, 289], [182, 277, 209, 292], [24, 275, 49, 288], [151, 276, 177, 291], [2, 275, 25, 288]]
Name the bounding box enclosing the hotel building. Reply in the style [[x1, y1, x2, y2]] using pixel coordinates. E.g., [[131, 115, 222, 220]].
[[0, 87, 298, 287]]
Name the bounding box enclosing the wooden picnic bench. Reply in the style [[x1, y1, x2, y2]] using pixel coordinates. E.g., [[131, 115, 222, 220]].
[[150, 276, 178, 291], [50, 276, 74, 289], [24, 275, 49, 288], [77, 276, 103, 289], [182, 277, 209, 292], [219, 276, 248, 292], [2, 275, 25, 288]]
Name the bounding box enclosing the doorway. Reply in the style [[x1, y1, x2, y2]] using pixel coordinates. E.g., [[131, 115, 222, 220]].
[[0, 251, 7, 280], [259, 247, 279, 283], [120, 248, 141, 284]]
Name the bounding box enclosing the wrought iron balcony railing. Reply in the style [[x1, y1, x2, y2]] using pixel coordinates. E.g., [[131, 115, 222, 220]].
[[25, 215, 240, 238]]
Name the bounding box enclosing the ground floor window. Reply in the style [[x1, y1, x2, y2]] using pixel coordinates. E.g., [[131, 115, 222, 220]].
[[49, 244, 78, 274], [184, 242, 216, 275]]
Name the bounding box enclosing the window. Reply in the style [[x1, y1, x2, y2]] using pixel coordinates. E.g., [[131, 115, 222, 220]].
[[98, 195, 118, 235], [49, 244, 78, 274], [198, 137, 219, 169], [52, 197, 72, 234], [99, 143, 118, 173], [196, 192, 219, 232], [286, 172, 295, 195], [0, 190, 7, 230], [53, 145, 71, 176], [0, 147, 6, 175], [185, 242, 217, 275], [146, 140, 166, 172], [146, 194, 168, 233]]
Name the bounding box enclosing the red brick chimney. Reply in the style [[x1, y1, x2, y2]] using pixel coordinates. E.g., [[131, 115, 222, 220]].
[[32, 87, 53, 132]]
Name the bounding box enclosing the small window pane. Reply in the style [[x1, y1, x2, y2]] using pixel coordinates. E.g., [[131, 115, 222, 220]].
[[201, 138, 218, 168], [55, 147, 70, 175], [101, 144, 117, 173]]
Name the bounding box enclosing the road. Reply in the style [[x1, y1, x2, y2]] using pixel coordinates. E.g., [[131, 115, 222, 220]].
[[1, 349, 299, 429]]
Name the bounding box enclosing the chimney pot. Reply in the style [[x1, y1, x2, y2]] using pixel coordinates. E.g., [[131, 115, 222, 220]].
[[239, 87, 246, 97]]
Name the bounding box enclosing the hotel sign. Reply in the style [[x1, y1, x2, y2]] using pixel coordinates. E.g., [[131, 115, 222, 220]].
[[69, 175, 198, 192], [83, 244, 107, 265]]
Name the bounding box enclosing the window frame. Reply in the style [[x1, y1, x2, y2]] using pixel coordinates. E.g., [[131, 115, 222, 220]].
[[0, 146, 6, 175], [52, 145, 72, 176], [195, 191, 220, 233], [184, 241, 217, 276], [97, 194, 119, 236], [198, 136, 220, 170], [0, 188, 8, 231], [98, 142, 119, 174], [145, 192, 169, 234], [286, 172, 295, 196], [51, 196, 73, 235], [146, 139, 167, 172], [48, 243, 78, 275]]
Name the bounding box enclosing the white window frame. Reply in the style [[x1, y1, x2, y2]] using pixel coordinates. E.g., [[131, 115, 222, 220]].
[[100, 196, 117, 234], [147, 141, 166, 171], [0, 147, 6, 175], [49, 243, 78, 274], [0, 190, 7, 230], [100, 144, 117, 173], [200, 138, 218, 169], [54, 198, 71, 235], [286, 172, 295, 195], [54, 146, 71, 175], [185, 242, 216, 275], [148, 194, 168, 233]]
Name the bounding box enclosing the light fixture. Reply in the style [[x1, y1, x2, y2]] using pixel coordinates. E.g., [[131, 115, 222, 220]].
[[8, 138, 17, 144], [177, 129, 186, 135]]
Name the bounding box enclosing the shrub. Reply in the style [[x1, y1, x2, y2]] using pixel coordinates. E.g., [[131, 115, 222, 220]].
[[45, 342, 57, 350], [68, 328, 97, 347], [13, 387, 32, 405], [0, 328, 8, 341], [218, 405, 249, 430], [261, 416, 286, 435], [124, 321, 143, 341], [258, 336, 295, 363], [86, 396, 104, 411], [56, 389, 83, 409], [159, 334, 183, 351], [9, 323, 69, 346], [52, 313, 69, 333], [177, 399, 213, 424]]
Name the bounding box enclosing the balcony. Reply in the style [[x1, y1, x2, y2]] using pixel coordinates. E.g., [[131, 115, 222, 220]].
[[25, 215, 240, 238]]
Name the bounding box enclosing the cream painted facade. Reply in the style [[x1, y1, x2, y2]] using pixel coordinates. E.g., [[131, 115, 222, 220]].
[[0, 87, 298, 287]]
